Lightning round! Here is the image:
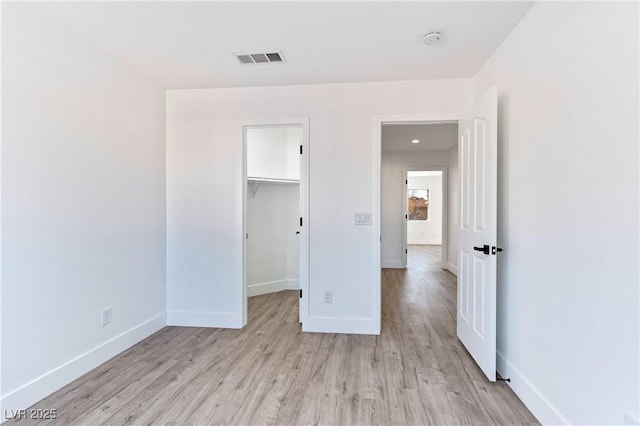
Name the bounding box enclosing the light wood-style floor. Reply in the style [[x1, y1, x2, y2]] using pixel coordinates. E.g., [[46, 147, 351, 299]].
[[13, 245, 538, 425]]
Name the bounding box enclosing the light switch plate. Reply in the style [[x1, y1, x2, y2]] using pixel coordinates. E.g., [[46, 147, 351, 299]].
[[354, 212, 372, 225]]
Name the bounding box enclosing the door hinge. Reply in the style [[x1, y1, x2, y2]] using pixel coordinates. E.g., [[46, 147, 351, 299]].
[[405, 214, 408, 219], [300, 145, 303, 155], [406, 179, 408, 184], [299, 289, 302, 298], [405, 249, 408, 254], [246, 233, 248, 240], [491, 246, 503, 255]]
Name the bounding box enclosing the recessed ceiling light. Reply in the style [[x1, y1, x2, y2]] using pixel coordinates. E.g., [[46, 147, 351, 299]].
[[411, 139, 420, 144]]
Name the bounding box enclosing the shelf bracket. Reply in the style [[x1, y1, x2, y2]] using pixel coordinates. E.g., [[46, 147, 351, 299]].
[[249, 180, 263, 198]]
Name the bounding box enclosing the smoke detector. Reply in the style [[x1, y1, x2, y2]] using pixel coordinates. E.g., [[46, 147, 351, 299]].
[[422, 32, 442, 46]]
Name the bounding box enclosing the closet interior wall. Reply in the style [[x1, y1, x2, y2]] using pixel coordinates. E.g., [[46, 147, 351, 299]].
[[246, 127, 301, 297]]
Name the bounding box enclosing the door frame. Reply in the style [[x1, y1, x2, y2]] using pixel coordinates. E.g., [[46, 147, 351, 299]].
[[373, 113, 459, 331], [240, 117, 310, 328], [402, 166, 448, 269]]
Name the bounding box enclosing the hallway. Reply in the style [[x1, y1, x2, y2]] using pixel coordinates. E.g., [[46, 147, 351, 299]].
[[407, 244, 443, 271]]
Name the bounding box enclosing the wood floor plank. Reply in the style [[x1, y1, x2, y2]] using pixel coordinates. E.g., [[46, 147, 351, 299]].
[[10, 245, 539, 425]]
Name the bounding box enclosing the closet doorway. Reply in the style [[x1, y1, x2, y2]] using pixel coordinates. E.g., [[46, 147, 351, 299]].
[[242, 118, 309, 328]]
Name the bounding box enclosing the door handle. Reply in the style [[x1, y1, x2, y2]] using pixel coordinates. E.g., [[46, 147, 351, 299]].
[[473, 245, 490, 255]]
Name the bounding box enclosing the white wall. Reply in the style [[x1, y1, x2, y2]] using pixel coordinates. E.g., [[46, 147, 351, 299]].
[[381, 151, 450, 268], [407, 174, 442, 245], [472, 2, 639, 424], [247, 184, 291, 288], [167, 79, 472, 333], [447, 146, 459, 275], [247, 127, 301, 180], [1, 3, 167, 416]]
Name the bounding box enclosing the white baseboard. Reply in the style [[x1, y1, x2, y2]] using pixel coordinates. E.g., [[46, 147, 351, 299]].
[[444, 263, 458, 276], [286, 279, 300, 290], [247, 279, 299, 297], [303, 316, 379, 335], [497, 351, 569, 425], [1, 313, 166, 422], [381, 260, 405, 269], [167, 310, 241, 328]]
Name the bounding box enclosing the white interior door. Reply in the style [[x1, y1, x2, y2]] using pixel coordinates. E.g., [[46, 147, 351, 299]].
[[298, 120, 309, 326], [457, 87, 498, 381]]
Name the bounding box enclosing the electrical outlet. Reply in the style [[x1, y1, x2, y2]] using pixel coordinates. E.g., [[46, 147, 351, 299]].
[[101, 307, 112, 326], [323, 291, 332, 303]]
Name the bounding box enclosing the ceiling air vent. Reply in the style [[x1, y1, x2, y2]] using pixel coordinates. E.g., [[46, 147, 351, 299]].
[[234, 51, 285, 65]]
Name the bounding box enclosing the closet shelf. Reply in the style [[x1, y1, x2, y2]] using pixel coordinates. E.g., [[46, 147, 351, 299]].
[[247, 177, 299, 184], [247, 177, 299, 197]]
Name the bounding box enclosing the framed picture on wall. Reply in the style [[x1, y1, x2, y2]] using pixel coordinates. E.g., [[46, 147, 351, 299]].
[[408, 189, 429, 220]]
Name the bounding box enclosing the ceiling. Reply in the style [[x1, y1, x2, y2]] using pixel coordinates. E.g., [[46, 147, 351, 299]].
[[382, 123, 457, 152], [21, 1, 534, 89]]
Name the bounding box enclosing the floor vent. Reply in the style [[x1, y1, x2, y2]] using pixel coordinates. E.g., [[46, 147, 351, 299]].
[[234, 51, 285, 65]]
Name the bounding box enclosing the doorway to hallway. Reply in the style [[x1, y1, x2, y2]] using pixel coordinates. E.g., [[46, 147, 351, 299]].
[[376, 87, 499, 383]]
